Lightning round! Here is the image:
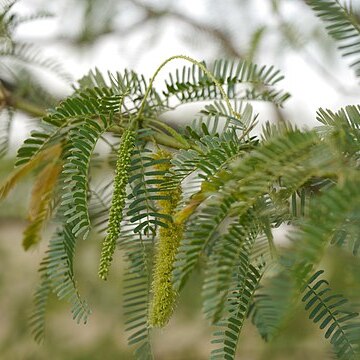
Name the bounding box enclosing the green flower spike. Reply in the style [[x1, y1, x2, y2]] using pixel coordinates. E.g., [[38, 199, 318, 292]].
[[149, 150, 184, 327], [98, 129, 135, 280]]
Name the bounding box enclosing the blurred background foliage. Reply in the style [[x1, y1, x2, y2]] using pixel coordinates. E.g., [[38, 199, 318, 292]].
[[1, 0, 360, 358]]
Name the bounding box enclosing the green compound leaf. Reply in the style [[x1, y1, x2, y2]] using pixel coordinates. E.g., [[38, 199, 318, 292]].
[[302, 270, 360, 359], [62, 115, 112, 239]]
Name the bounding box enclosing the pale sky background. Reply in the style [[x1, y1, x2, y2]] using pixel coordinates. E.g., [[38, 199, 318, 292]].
[[8, 0, 360, 143]]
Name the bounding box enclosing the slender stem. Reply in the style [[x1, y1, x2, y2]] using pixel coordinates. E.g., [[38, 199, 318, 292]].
[[151, 132, 189, 149], [10, 97, 47, 118], [109, 124, 189, 149], [263, 221, 278, 260], [1, 82, 47, 118], [137, 55, 240, 121], [146, 117, 190, 148]]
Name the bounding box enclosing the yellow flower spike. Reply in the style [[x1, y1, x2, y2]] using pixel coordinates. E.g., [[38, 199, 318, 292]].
[[149, 150, 184, 328], [98, 129, 135, 280]]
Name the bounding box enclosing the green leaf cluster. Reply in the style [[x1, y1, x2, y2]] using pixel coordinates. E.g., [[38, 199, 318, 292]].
[[1, 1, 360, 359]]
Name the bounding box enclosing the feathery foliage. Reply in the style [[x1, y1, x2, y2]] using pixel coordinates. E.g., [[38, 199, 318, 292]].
[[210, 261, 265, 360], [202, 211, 261, 324], [23, 161, 61, 250], [62, 115, 112, 240], [30, 225, 91, 343], [306, 0, 360, 78], [162, 59, 290, 107], [302, 270, 360, 359], [2, 2, 360, 357]]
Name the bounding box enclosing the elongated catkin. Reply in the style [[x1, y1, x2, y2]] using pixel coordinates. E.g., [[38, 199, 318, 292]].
[[98, 129, 135, 280], [149, 150, 183, 327]]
